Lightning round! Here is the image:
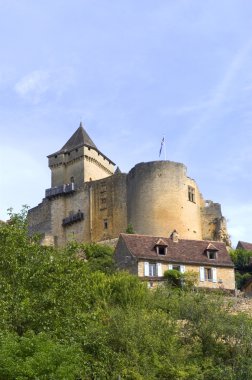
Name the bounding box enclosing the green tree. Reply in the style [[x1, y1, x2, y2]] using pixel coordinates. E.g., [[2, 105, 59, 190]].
[[230, 248, 252, 270], [2, 207, 252, 379]]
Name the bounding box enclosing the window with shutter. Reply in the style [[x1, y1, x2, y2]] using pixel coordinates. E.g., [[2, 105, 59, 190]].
[[144, 262, 149, 276], [157, 263, 162, 277], [199, 267, 205, 281], [212, 268, 217, 283]]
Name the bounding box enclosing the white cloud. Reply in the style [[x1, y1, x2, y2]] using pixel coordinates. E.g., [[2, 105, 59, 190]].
[[14, 67, 75, 104], [15, 70, 50, 102]]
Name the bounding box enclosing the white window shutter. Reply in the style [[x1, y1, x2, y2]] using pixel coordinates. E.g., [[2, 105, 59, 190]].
[[199, 267, 205, 281], [180, 265, 185, 273], [144, 262, 149, 276], [168, 264, 173, 270], [157, 263, 162, 277], [212, 268, 217, 283]]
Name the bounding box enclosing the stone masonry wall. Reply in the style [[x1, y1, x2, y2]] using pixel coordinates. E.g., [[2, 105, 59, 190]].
[[201, 200, 231, 245], [90, 173, 127, 242], [127, 161, 203, 240], [83, 146, 114, 182], [27, 198, 52, 236], [50, 185, 90, 246]]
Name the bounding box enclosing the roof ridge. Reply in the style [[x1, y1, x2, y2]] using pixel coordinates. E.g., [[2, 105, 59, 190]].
[[59, 123, 97, 153], [120, 233, 225, 245]]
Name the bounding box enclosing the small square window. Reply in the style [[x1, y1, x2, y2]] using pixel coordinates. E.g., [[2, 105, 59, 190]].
[[208, 251, 216, 260], [156, 246, 166, 255]]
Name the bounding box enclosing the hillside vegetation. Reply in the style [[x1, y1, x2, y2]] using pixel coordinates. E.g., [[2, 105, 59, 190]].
[[0, 209, 252, 379]]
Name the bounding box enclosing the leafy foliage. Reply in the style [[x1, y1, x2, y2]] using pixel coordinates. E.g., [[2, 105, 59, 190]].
[[125, 223, 135, 234], [164, 269, 197, 289], [1, 208, 252, 379], [230, 248, 252, 270], [230, 248, 252, 289]]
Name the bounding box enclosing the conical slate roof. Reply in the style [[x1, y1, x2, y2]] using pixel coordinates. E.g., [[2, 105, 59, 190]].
[[48, 123, 115, 165], [59, 122, 97, 153]]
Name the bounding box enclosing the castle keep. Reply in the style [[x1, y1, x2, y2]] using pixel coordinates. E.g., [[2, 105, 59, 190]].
[[28, 124, 230, 247]]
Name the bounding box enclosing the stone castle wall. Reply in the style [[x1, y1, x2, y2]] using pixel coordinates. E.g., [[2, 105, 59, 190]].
[[83, 146, 114, 182], [201, 200, 231, 245], [28, 199, 51, 235], [90, 173, 127, 242]]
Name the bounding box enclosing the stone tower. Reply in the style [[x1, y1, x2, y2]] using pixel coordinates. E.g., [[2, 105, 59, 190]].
[[47, 123, 114, 189], [127, 161, 204, 240]]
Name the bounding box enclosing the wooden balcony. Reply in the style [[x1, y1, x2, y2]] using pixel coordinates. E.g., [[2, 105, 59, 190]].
[[62, 211, 84, 227], [45, 183, 75, 199]]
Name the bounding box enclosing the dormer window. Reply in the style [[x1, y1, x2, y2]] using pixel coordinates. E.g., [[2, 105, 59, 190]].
[[207, 250, 217, 260], [205, 243, 218, 260], [155, 238, 168, 255], [156, 246, 167, 255]]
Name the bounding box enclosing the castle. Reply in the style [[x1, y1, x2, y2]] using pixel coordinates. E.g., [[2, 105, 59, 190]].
[[28, 124, 230, 247]]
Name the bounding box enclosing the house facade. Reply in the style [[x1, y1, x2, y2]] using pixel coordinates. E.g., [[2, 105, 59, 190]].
[[114, 232, 235, 290]]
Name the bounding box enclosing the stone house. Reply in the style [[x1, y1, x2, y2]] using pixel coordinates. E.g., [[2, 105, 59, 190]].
[[114, 231, 235, 290]]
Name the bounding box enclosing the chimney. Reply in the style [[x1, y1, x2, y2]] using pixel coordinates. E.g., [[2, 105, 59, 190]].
[[170, 229, 179, 243]]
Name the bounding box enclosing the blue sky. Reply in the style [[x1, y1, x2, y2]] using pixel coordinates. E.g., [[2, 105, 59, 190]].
[[0, 0, 251, 247]]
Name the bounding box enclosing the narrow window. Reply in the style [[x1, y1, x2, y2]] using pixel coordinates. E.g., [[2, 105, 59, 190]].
[[70, 176, 74, 183], [188, 186, 195, 202], [204, 268, 213, 281], [149, 263, 157, 277], [103, 219, 108, 229]]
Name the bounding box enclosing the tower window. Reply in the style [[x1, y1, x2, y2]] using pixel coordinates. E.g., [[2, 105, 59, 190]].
[[103, 219, 108, 229], [188, 186, 195, 202]]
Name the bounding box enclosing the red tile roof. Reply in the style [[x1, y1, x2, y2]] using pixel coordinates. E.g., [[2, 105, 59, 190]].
[[117, 233, 234, 267], [236, 241, 252, 251]]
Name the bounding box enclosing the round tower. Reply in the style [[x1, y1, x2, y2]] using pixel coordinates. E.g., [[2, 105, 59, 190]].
[[127, 161, 203, 239]]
